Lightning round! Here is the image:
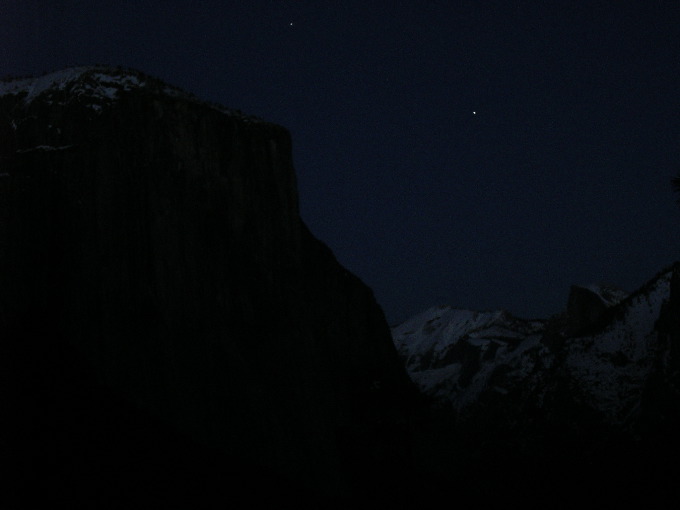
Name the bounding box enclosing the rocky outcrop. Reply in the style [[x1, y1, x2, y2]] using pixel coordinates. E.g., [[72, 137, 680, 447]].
[[0, 67, 417, 506], [566, 285, 609, 334], [565, 283, 628, 335]]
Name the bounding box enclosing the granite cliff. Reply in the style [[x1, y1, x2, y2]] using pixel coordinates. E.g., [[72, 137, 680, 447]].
[[0, 67, 417, 506]]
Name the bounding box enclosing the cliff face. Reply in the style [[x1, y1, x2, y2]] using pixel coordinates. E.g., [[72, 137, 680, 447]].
[[565, 283, 628, 335], [0, 68, 415, 505]]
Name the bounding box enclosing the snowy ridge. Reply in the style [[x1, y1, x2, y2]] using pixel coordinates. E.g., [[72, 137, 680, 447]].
[[0, 66, 264, 123], [392, 305, 546, 409], [584, 283, 629, 307], [393, 306, 543, 369], [0, 67, 144, 103]]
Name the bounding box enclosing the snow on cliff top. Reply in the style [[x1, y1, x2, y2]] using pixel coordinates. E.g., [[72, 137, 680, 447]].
[[0, 66, 263, 123], [0, 66, 173, 102]]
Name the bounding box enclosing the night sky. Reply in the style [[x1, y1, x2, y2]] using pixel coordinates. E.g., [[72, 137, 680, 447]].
[[3, 1, 680, 324]]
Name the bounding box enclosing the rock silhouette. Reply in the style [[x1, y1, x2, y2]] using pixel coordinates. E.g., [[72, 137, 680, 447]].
[[0, 67, 417, 506]]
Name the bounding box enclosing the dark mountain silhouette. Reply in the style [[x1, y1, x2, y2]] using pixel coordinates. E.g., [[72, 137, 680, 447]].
[[0, 67, 419, 507]]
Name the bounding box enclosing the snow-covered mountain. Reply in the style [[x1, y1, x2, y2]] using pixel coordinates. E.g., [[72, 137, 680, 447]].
[[392, 263, 680, 504], [392, 307, 546, 409], [392, 263, 680, 429]]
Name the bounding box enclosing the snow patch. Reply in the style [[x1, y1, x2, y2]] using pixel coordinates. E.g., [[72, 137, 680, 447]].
[[392, 305, 547, 410], [16, 144, 75, 153]]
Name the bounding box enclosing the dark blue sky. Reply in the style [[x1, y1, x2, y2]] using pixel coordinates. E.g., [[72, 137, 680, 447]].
[[4, 1, 680, 324]]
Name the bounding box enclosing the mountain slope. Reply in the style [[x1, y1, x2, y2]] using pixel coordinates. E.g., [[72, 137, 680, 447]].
[[394, 263, 680, 504], [392, 265, 677, 424], [393, 307, 546, 409]]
